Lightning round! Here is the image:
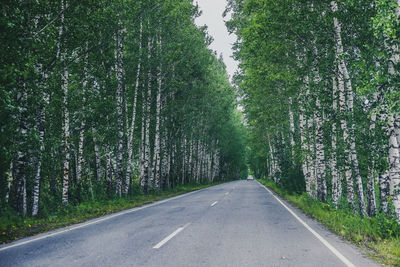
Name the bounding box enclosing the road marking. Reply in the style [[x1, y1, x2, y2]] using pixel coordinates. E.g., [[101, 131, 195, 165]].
[[211, 201, 218, 207], [0, 187, 210, 252], [153, 223, 190, 249], [225, 192, 229, 195], [257, 182, 356, 267]]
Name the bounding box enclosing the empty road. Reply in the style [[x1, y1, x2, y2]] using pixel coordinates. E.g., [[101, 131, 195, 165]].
[[0, 180, 379, 267]]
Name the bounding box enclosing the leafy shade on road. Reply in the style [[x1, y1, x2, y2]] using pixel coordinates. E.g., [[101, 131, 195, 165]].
[[258, 179, 400, 266], [0, 181, 229, 245]]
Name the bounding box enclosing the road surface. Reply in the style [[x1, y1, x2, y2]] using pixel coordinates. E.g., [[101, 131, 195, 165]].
[[0, 180, 379, 267]]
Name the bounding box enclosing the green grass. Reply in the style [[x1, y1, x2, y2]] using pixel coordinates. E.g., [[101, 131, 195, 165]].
[[0, 181, 228, 245], [258, 179, 400, 266]]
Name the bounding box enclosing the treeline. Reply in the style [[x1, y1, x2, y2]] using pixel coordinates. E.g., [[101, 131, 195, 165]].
[[0, 0, 247, 217], [227, 0, 400, 221]]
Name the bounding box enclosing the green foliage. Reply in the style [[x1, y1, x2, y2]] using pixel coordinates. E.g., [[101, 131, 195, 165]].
[[0, 0, 247, 218]]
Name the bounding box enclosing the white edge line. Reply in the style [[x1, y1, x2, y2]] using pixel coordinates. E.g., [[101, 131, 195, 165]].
[[0, 186, 211, 252], [153, 223, 190, 249], [211, 201, 218, 207], [257, 181, 356, 267]]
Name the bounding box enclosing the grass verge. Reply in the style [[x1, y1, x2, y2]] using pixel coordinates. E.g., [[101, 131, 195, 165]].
[[0, 181, 227, 245], [257, 179, 400, 266]]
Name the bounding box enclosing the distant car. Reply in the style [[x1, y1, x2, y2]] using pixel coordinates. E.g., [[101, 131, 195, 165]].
[[247, 175, 254, 180]]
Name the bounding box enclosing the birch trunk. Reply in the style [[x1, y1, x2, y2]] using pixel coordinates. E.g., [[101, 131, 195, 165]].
[[106, 146, 113, 185], [311, 43, 326, 202], [332, 1, 357, 212], [189, 138, 193, 181], [160, 117, 168, 189], [387, 0, 400, 221], [32, 102, 46, 216], [306, 88, 317, 198], [143, 31, 153, 191], [181, 136, 186, 185], [32, 15, 49, 216], [380, 170, 390, 214], [92, 127, 103, 181], [5, 162, 13, 203], [115, 19, 125, 197], [139, 86, 146, 189], [331, 77, 341, 208], [299, 78, 311, 195], [388, 113, 400, 221], [367, 92, 378, 216], [315, 97, 327, 202], [153, 34, 162, 190], [60, 0, 70, 205], [124, 18, 143, 195], [76, 42, 88, 184], [289, 97, 296, 164], [378, 106, 391, 214], [267, 133, 275, 180], [196, 139, 201, 184], [13, 86, 28, 215]]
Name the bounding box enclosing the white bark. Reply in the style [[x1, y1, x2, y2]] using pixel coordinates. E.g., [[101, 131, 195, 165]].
[[5, 162, 13, 203], [92, 127, 103, 181], [32, 15, 48, 216], [143, 31, 153, 191], [289, 97, 296, 163], [378, 105, 391, 214], [76, 42, 88, 184], [139, 88, 146, 189], [331, 77, 341, 208], [32, 105, 46, 216], [160, 118, 168, 189], [315, 97, 327, 202], [189, 137, 194, 181], [388, 114, 400, 221], [124, 18, 143, 195], [115, 19, 125, 197], [299, 78, 311, 195], [305, 87, 317, 198], [60, 0, 70, 205], [267, 132, 275, 180], [367, 92, 378, 216], [332, 1, 360, 212], [387, 0, 400, 221], [311, 43, 326, 202], [181, 136, 186, 185], [153, 34, 162, 189], [196, 139, 201, 184], [12, 84, 28, 216], [106, 146, 113, 184]]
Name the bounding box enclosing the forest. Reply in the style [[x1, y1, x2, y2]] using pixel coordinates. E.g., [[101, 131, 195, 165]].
[[226, 0, 400, 223], [0, 0, 247, 218], [2, 0, 400, 264]]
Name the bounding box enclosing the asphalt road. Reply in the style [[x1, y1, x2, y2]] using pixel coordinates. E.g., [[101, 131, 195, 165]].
[[0, 180, 379, 267]]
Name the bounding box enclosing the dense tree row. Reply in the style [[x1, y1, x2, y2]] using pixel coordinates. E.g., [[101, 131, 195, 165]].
[[227, 0, 400, 221], [0, 0, 247, 217]]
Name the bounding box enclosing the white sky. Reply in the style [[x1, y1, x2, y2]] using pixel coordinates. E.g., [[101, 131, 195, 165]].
[[194, 0, 238, 81]]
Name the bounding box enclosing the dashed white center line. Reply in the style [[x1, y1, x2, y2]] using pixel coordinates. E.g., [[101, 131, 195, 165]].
[[211, 201, 218, 207], [153, 223, 190, 249]]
